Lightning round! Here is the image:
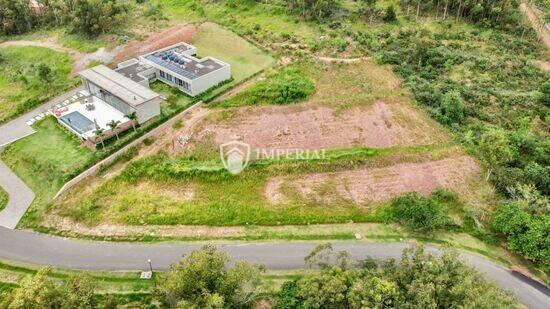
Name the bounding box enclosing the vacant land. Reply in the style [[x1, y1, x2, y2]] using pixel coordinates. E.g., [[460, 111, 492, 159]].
[[0, 46, 74, 124], [265, 155, 479, 205], [1, 117, 95, 225]]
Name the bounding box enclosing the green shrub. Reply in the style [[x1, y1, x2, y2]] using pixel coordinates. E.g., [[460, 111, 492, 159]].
[[220, 65, 315, 107], [493, 203, 550, 272], [388, 192, 451, 230]]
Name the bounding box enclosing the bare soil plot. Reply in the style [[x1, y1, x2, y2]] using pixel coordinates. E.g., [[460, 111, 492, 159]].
[[265, 155, 480, 205], [194, 99, 449, 152], [114, 24, 198, 62]]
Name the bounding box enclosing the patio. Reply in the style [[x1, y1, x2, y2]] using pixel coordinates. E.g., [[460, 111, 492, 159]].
[[53, 94, 131, 140]]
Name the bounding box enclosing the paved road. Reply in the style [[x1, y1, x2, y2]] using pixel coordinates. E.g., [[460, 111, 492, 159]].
[[0, 161, 35, 229], [0, 86, 83, 147], [0, 227, 547, 308]]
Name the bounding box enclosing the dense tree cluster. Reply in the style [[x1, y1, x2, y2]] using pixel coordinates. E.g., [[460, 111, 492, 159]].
[[398, 0, 521, 29], [276, 244, 518, 308], [0, 246, 519, 308], [0, 0, 128, 36], [285, 0, 340, 21]]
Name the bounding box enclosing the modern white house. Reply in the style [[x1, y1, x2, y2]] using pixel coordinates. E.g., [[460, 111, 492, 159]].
[[51, 42, 229, 149], [53, 65, 163, 149], [118, 42, 231, 97]]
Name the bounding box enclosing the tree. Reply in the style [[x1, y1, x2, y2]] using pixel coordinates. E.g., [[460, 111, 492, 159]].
[[0, 0, 36, 35], [66, 0, 128, 36], [107, 120, 120, 140], [155, 245, 263, 308], [275, 245, 518, 308], [438, 90, 466, 125], [383, 5, 397, 22], [477, 128, 516, 180], [0, 268, 96, 309], [93, 127, 105, 149], [285, 0, 339, 21], [125, 112, 137, 132]]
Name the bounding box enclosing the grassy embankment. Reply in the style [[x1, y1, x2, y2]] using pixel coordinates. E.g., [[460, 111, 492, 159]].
[[0, 22, 274, 229]]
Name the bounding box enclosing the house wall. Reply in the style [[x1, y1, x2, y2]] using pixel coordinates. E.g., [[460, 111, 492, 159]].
[[135, 97, 162, 124], [190, 64, 231, 95]]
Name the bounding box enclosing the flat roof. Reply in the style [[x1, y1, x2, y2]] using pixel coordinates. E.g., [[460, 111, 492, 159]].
[[143, 44, 226, 80], [115, 62, 149, 83], [79, 65, 160, 106]]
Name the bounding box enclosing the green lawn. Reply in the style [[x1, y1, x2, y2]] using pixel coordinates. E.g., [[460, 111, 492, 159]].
[[0, 186, 7, 212], [0, 46, 75, 124], [1, 117, 96, 226], [192, 22, 275, 84]]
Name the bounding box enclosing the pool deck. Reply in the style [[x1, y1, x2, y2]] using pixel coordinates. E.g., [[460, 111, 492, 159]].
[[54, 96, 130, 139]]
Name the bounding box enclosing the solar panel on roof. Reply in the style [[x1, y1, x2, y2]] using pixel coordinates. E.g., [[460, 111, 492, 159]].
[[145, 55, 197, 79]]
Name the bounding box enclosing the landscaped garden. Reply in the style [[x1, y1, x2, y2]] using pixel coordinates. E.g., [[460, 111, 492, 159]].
[[0, 117, 95, 225]]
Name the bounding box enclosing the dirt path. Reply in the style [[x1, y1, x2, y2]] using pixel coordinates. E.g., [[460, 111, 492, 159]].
[[0, 40, 123, 75], [520, 2, 550, 49], [315, 56, 371, 63]]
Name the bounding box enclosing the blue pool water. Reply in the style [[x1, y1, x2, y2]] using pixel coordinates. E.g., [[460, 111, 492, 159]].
[[59, 111, 95, 134]]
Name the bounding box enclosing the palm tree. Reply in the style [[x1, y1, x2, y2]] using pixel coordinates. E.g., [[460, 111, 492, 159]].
[[93, 128, 105, 150], [125, 111, 138, 132], [107, 120, 121, 140]]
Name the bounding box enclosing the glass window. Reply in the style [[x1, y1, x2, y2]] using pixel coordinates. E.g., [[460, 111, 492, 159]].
[[160, 71, 165, 78]]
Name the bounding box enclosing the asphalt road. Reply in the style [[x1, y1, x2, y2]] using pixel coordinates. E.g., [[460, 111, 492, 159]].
[[0, 227, 547, 308]]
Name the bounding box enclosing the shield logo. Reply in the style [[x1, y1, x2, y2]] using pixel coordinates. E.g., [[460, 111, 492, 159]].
[[220, 141, 251, 175]]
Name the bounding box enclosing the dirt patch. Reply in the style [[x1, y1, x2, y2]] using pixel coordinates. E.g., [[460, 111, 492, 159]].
[[40, 215, 246, 238], [534, 60, 550, 72], [0, 40, 124, 74], [195, 100, 448, 151], [265, 155, 480, 205], [141, 105, 211, 156], [114, 24, 198, 62]]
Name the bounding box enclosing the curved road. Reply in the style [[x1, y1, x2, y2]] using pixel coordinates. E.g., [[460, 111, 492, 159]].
[[0, 83, 548, 308], [0, 227, 548, 308]]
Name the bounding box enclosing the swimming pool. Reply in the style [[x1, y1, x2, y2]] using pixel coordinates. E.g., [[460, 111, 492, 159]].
[[59, 111, 95, 134]]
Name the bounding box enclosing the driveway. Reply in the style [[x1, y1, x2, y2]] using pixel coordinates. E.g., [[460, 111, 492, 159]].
[[0, 228, 547, 308], [0, 86, 83, 228], [0, 86, 83, 147]]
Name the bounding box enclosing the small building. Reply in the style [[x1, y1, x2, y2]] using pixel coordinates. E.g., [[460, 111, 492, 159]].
[[124, 42, 231, 97]]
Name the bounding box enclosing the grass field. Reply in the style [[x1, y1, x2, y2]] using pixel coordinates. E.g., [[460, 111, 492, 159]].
[[54, 144, 476, 227], [0, 187, 7, 212], [192, 22, 276, 81], [0, 46, 74, 124], [0, 117, 96, 226]]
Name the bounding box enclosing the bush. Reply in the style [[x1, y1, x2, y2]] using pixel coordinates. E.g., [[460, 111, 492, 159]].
[[388, 192, 450, 230], [383, 5, 397, 22], [220, 65, 315, 107], [493, 203, 550, 272]]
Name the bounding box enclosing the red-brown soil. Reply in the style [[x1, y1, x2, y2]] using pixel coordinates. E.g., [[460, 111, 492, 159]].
[[265, 155, 480, 205], [196, 100, 449, 152], [114, 24, 197, 62]]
